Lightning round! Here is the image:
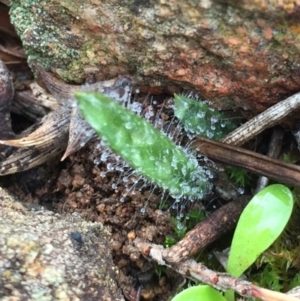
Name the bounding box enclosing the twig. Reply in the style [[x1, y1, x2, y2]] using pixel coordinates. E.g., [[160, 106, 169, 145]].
[[221, 92, 300, 146], [255, 127, 284, 193], [190, 136, 300, 187], [134, 239, 300, 301], [163, 196, 249, 263]]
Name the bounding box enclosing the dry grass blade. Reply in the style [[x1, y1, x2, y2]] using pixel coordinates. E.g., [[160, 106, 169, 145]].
[[12, 90, 49, 121], [36, 65, 118, 102], [60, 106, 96, 161], [221, 92, 300, 146], [0, 145, 66, 175], [255, 127, 284, 193], [35, 65, 80, 101]]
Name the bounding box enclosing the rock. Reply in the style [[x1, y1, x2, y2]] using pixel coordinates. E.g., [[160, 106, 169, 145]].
[[0, 187, 124, 301], [8, 1, 300, 116]]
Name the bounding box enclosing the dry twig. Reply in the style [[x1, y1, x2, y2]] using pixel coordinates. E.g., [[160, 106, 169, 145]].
[[221, 92, 300, 146], [255, 127, 284, 193], [163, 196, 249, 263], [134, 239, 300, 301], [190, 136, 300, 187]]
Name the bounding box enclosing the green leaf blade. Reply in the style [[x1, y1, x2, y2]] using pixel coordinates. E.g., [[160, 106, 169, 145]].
[[227, 184, 293, 277], [172, 285, 227, 301]]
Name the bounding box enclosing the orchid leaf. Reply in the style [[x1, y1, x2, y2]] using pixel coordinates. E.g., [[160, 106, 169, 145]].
[[227, 184, 293, 277]]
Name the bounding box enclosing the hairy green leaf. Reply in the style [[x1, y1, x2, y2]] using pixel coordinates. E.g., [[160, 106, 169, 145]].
[[174, 94, 237, 140], [76, 92, 209, 199]]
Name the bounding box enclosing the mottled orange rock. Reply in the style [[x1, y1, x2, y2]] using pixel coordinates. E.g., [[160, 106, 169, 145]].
[[9, 0, 300, 117]]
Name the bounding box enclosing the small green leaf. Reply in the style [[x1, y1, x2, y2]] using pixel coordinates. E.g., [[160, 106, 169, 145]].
[[172, 285, 227, 301], [227, 184, 293, 277]]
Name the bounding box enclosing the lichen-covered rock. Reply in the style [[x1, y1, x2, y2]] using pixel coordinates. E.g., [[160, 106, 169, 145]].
[[0, 187, 124, 301], [8, 0, 300, 116]]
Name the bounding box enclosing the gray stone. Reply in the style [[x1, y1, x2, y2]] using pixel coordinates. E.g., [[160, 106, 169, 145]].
[[0, 187, 124, 301]]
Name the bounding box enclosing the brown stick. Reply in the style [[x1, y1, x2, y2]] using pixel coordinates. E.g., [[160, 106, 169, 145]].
[[134, 239, 300, 301], [255, 127, 284, 193], [221, 92, 300, 146], [163, 196, 249, 263], [190, 136, 300, 187]]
